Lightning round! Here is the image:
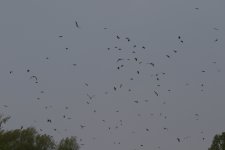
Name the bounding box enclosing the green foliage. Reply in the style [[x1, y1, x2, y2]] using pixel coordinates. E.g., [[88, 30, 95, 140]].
[[0, 114, 79, 150], [0, 127, 55, 150], [58, 136, 79, 150], [209, 132, 225, 150]]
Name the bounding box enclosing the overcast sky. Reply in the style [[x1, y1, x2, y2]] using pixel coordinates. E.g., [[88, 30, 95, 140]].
[[0, 0, 225, 149]]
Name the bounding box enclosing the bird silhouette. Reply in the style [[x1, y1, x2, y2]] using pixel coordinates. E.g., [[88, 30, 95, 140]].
[[75, 20, 79, 28]]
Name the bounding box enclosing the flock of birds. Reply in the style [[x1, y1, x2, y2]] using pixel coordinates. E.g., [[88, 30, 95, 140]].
[[1, 8, 224, 150]]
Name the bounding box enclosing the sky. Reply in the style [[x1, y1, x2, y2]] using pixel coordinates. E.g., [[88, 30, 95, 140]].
[[0, 0, 225, 149]]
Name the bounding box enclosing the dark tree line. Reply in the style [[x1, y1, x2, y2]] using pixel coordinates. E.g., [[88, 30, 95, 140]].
[[0, 115, 79, 150]]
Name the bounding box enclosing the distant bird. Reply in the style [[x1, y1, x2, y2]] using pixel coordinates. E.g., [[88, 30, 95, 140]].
[[119, 84, 123, 88], [27, 69, 30, 72], [214, 38, 218, 42], [59, 35, 63, 38], [75, 20, 79, 28], [65, 48, 69, 50], [30, 76, 38, 83], [166, 55, 170, 58], [84, 83, 89, 86], [104, 27, 108, 29], [134, 100, 139, 103], [147, 62, 155, 67], [107, 48, 110, 50], [173, 50, 177, 53], [134, 57, 138, 61], [47, 119, 52, 123], [137, 70, 140, 74], [154, 91, 159, 96], [80, 125, 86, 129], [87, 94, 95, 100], [177, 138, 180, 142], [195, 7, 199, 10], [116, 35, 120, 39], [178, 36, 181, 39], [114, 86, 117, 91], [142, 46, 146, 49], [9, 71, 13, 74], [133, 45, 137, 48], [146, 128, 150, 131], [125, 37, 130, 42]]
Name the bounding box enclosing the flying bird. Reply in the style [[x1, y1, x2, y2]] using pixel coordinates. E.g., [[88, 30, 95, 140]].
[[125, 37, 130, 42], [75, 20, 79, 28], [154, 91, 159, 96], [87, 94, 95, 100]]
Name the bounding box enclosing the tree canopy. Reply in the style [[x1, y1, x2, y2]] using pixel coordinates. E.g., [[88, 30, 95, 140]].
[[0, 114, 79, 150], [209, 132, 225, 150]]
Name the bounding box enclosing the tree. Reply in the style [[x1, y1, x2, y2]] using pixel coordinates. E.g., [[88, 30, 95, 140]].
[[0, 114, 79, 150], [209, 132, 225, 150], [58, 136, 80, 150]]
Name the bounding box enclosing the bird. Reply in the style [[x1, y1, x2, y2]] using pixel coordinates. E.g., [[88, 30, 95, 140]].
[[114, 86, 117, 91], [173, 50, 177, 53], [75, 20, 79, 28], [166, 55, 170, 58], [47, 119, 52, 123], [147, 62, 155, 67], [116, 58, 124, 62], [177, 138, 180, 142], [142, 46, 146, 49], [125, 37, 130, 42], [59, 35, 63, 38], [9, 71, 13, 74], [30, 76, 38, 83], [116, 35, 120, 39], [80, 125, 86, 129], [154, 91, 159, 96], [87, 94, 95, 100], [134, 100, 139, 103], [26, 69, 30, 72]]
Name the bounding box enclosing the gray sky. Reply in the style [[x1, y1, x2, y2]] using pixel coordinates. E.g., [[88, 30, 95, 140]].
[[0, 0, 225, 149]]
